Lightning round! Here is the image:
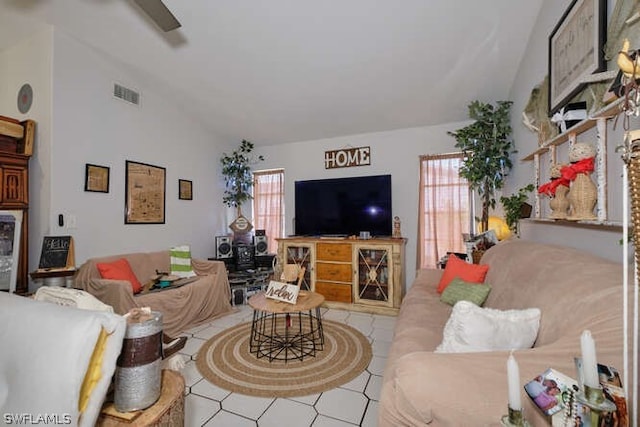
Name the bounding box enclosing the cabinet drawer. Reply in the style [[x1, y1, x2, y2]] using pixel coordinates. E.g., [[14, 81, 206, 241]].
[[316, 243, 351, 262], [0, 167, 27, 206], [316, 262, 352, 282], [315, 282, 352, 303]]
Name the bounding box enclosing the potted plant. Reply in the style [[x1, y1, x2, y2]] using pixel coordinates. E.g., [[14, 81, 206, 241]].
[[500, 184, 535, 235], [220, 139, 264, 235], [448, 100, 516, 232]]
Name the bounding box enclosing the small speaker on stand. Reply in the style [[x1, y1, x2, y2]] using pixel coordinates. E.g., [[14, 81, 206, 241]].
[[215, 236, 233, 259], [254, 235, 269, 256]]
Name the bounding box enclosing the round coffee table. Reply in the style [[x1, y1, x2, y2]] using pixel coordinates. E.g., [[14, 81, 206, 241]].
[[248, 290, 325, 362]]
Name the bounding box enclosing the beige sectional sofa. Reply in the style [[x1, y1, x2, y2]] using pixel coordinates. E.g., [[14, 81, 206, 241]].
[[75, 250, 233, 336], [379, 239, 629, 426]]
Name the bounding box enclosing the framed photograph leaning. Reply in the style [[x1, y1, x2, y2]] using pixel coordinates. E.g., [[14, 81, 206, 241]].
[[125, 160, 166, 224], [84, 163, 110, 193], [548, 0, 606, 115], [179, 179, 193, 200]]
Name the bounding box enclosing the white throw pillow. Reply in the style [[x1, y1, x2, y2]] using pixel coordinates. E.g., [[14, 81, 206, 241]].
[[435, 300, 541, 353]]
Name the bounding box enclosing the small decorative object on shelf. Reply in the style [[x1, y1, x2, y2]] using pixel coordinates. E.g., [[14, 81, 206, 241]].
[[562, 143, 597, 220], [392, 216, 401, 238], [538, 163, 570, 219]]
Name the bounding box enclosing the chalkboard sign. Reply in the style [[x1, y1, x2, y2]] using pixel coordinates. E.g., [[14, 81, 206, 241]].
[[38, 236, 75, 270]]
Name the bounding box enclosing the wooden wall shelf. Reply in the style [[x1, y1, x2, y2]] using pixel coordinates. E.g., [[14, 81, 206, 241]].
[[524, 218, 624, 232]]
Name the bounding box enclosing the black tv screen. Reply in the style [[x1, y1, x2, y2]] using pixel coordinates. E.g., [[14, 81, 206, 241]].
[[294, 175, 392, 237]]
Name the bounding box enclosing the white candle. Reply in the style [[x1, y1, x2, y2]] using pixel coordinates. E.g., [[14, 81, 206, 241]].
[[581, 330, 599, 388], [507, 352, 522, 411]]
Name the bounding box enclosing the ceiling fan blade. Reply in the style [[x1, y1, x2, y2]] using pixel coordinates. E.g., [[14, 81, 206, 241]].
[[133, 0, 181, 32]]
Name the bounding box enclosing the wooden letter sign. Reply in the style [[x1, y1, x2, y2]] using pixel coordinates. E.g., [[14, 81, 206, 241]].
[[265, 280, 300, 304], [324, 146, 371, 169]]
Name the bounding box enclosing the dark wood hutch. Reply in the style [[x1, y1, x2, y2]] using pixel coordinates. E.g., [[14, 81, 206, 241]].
[[0, 116, 34, 295]]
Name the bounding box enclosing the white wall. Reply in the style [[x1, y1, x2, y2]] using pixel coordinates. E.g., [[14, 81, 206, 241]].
[[2, 29, 234, 291], [48, 31, 232, 267], [0, 28, 54, 287], [255, 122, 469, 288]]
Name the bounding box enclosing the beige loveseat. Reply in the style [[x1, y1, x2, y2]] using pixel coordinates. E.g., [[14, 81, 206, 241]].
[[379, 239, 629, 426], [75, 251, 233, 336]]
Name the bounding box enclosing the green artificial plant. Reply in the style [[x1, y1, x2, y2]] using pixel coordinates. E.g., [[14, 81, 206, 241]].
[[500, 184, 535, 235], [220, 139, 264, 212], [448, 100, 516, 232]]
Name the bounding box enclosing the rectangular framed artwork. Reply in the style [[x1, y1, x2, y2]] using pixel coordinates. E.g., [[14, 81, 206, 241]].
[[84, 163, 110, 193], [179, 179, 193, 200], [548, 0, 606, 115], [125, 160, 166, 224]]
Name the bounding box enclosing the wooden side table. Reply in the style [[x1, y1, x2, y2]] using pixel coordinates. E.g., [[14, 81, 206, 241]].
[[97, 369, 185, 426], [248, 290, 325, 362]]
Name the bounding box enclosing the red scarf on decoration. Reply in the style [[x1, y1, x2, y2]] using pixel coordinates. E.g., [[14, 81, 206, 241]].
[[560, 157, 594, 181], [538, 177, 570, 196]]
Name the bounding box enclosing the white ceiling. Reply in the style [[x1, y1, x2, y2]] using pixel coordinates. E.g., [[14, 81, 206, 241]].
[[0, 0, 544, 145]]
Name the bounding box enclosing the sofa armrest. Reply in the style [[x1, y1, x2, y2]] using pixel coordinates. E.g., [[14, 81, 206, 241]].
[[191, 258, 226, 276], [83, 278, 138, 315]]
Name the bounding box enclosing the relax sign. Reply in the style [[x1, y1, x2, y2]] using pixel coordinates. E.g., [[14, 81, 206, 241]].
[[265, 280, 300, 304]]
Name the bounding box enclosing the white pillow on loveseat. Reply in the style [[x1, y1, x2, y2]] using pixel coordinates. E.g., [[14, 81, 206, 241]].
[[435, 300, 541, 353]]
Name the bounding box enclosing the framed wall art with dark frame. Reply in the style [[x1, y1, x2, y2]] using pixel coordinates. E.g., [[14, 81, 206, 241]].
[[548, 0, 606, 115], [179, 179, 193, 200], [125, 160, 166, 224], [84, 163, 110, 193]]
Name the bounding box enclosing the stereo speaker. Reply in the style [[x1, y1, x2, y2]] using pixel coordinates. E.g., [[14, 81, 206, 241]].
[[254, 235, 269, 256], [215, 236, 232, 259]]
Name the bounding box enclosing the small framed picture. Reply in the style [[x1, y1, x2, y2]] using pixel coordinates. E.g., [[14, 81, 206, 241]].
[[179, 179, 193, 200], [84, 164, 110, 193]]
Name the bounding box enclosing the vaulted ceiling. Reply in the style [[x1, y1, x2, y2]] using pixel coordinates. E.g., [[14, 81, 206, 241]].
[[0, 0, 544, 145]]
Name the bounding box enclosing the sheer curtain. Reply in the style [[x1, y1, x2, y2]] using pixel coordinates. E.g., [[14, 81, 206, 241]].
[[252, 169, 285, 252], [417, 153, 470, 269]]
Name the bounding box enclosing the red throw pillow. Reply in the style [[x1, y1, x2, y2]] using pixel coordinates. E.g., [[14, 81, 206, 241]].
[[96, 258, 143, 294], [436, 255, 489, 294]]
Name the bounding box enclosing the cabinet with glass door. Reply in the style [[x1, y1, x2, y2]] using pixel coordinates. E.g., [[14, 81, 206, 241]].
[[278, 241, 314, 291], [353, 244, 394, 308]]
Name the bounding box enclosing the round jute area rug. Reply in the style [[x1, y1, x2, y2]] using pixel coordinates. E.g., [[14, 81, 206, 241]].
[[196, 319, 372, 398]]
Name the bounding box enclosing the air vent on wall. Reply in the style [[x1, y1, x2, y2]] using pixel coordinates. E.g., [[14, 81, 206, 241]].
[[113, 83, 140, 106]]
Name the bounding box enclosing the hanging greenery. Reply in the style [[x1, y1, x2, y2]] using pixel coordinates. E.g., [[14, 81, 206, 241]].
[[448, 100, 516, 232], [220, 139, 264, 209]]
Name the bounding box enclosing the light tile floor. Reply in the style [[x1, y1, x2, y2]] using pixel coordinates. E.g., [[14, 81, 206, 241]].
[[178, 305, 396, 427]]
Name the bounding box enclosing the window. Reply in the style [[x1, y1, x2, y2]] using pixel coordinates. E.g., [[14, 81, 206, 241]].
[[417, 153, 471, 268], [252, 169, 285, 253]]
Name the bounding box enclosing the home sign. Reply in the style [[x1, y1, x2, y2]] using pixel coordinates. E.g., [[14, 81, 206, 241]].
[[265, 280, 300, 304], [324, 146, 371, 169]]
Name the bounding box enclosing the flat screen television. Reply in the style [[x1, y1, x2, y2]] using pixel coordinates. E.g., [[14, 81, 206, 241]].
[[294, 174, 392, 237]]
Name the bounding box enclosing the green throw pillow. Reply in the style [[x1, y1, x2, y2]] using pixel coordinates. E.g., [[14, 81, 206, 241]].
[[440, 278, 491, 306], [170, 245, 195, 278]]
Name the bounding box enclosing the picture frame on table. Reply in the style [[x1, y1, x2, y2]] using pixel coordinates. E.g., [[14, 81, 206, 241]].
[[84, 163, 110, 193], [125, 160, 166, 224], [178, 179, 193, 200], [548, 0, 606, 115]]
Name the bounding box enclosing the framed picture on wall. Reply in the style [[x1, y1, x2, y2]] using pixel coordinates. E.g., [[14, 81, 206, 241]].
[[84, 163, 110, 193], [0, 210, 22, 293], [179, 179, 193, 200], [125, 160, 166, 224], [548, 0, 606, 115]]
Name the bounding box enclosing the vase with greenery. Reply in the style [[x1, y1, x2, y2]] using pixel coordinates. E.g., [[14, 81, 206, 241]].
[[500, 184, 535, 235], [220, 139, 264, 216], [448, 100, 516, 232]]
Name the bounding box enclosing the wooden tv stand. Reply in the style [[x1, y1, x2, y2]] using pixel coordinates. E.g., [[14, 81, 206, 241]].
[[275, 237, 406, 315]]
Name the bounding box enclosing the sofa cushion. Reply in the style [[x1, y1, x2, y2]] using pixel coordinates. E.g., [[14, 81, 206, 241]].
[[440, 278, 491, 306], [436, 255, 489, 293], [435, 301, 541, 353], [96, 258, 143, 294], [170, 245, 196, 278]]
